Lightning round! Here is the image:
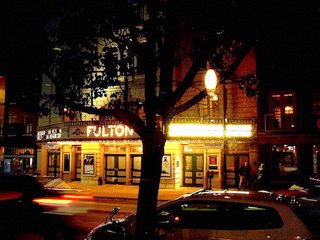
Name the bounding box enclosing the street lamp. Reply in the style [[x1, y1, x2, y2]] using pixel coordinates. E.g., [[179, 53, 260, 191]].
[[204, 68, 226, 189], [204, 69, 218, 93]]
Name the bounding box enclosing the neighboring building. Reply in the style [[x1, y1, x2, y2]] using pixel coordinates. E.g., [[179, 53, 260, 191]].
[[0, 76, 38, 175], [36, 47, 257, 189], [257, 47, 320, 188]]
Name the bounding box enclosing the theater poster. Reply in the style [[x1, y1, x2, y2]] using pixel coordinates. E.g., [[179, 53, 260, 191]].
[[161, 154, 172, 178], [83, 154, 95, 174]]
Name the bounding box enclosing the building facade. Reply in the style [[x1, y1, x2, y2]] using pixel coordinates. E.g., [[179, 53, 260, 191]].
[[36, 48, 258, 189], [0, 76, 38, 175], [257, 71, 320, 188]]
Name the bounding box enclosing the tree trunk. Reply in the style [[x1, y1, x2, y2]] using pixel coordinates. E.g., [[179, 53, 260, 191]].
[[135, 131, 165, 240]]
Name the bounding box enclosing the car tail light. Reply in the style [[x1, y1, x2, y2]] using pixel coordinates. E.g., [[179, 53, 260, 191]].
[[62, 194, 94, 200], [33, 197, 76, 206]]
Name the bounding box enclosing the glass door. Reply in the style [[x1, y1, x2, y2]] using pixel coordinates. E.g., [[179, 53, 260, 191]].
[[105, 155, 126, 184], [225, 154, 249, 188], [47, 152, 60, 177], [183, 154, 204, 187], [131, 155, 142, 184]]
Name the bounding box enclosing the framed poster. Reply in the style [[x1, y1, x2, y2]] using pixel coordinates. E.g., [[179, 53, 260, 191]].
[[83, 154, 95, 174], [63, 153, 70, 172], [208, 154, 218, 170], [161, 154, 172, 178]]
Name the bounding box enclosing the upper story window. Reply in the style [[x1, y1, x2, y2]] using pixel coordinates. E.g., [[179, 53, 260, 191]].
[[267, 91, 297, 131]]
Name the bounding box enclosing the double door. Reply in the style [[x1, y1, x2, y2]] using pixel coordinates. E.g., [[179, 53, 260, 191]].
[[183, 154, 204, 187], [105, 155, 126, 184], [47, 152, 60, 177]]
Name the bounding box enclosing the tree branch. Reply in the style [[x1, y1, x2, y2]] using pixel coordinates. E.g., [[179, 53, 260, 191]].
[[172, 89, 208, 116], [43, 69, 149, 139]]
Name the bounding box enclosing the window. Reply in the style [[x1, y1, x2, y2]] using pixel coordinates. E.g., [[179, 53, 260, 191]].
[[157, 201, 283, 230], [270, 91, 296, 130], [271, 145, 298, 181]]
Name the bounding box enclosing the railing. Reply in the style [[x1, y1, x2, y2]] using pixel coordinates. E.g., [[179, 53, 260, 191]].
[[264, 113, 301, 132]]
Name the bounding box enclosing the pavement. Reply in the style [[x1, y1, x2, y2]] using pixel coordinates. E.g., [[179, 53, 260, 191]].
[[49, 180, 202, 201], [45, 179, 314, 202]]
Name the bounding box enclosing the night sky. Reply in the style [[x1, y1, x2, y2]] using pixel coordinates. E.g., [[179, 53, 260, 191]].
[[0, 0, 319, 105]]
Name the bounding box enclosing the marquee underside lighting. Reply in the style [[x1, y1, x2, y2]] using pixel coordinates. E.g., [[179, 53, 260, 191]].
[[168, 124, 252, 137]]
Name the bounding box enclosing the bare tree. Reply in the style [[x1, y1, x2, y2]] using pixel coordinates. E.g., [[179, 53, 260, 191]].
[[43, 0, 257, 238]]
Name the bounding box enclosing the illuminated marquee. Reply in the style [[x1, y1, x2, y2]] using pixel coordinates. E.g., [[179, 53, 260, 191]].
[[226, 125, 252, 137], [37, 128, 62, 140], [169, 124, 224, 137], [168, 124, 252, 137], [87, 125, 134, 138]]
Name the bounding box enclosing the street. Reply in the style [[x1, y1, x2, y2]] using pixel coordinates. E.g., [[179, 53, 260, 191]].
[[58, 198, 139, 240]]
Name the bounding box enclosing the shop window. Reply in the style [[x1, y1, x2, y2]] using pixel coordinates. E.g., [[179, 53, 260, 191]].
[[313, 146, 320, 175], [271, 145, 298, 181]]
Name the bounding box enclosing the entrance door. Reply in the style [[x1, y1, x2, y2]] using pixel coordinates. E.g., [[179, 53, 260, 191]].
[[225, 154, 249, 188], [105, 155, 126, 184], [47, 152, 60, 177], [75, 152, 82, 180], [183, 154, 204, 187], [131, 155, 142, 184]]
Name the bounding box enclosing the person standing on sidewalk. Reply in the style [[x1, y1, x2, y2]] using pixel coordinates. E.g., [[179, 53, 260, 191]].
[[238, 161, 250, 190], [250, 161, 259, 190]]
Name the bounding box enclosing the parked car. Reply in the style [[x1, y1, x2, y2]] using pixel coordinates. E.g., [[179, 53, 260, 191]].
[[0, 174, 85, 239], [85, 189, 320, 240]]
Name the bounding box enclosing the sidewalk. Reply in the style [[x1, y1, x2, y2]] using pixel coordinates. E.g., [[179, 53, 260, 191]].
[[47, 179, 312, 201], [54, 180, 202, 201]]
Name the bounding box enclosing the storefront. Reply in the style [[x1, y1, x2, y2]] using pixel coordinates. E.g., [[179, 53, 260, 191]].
[[1, 147, 35, 174], [36, 120, 255, 189], [258, 134, 320, 187]]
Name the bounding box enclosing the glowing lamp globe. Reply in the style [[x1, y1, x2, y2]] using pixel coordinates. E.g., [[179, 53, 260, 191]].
[[204, 69, 218, 91]]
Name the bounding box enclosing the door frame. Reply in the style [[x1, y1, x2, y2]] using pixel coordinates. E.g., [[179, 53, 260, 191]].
[[105, 154, 126, 184], [224, 154, 249, 188], [47, 152, 60, 177], [183, 154, 204, 187]]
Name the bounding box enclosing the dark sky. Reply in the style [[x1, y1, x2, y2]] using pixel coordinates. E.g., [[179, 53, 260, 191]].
[[0, 0, 319, 101]]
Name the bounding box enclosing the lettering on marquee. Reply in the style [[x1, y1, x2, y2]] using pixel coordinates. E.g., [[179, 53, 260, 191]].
[[37, 128, 62, 140], [87, 125, 134, 138]]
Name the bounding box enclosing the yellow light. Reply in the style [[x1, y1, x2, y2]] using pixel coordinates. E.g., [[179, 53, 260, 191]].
[[169, 124, 224, 137], [33, 198, 75, 206], [168, 124, 252, 138], [205, 69, 218, 91], [62, 194, 94, 200], [226, 125, 252, 137]]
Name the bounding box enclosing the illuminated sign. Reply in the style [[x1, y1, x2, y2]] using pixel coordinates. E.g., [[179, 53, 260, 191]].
[[37, 128, 62, 140], [226, 125, 252, 137], [168, 124, 252, 137], [87, 125, 134, 138], [169, 124, 223, 137]]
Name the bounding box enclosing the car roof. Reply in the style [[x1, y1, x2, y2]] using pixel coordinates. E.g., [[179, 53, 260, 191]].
[[159, 189, 293, 208]]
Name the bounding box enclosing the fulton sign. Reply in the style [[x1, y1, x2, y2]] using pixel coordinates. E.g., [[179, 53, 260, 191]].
[[67, 124, 140, 139], [87, 125, 134, 137]]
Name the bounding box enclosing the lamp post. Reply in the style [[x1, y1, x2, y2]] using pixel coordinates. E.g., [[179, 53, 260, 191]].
[[205, 68, 226, 189]]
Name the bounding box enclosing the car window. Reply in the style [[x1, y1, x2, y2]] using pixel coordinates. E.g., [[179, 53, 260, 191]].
[[157, 200, 284, 230]]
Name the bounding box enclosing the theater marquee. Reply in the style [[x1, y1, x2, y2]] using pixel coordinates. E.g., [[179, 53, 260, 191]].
[[68, 124, 140, 139]]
